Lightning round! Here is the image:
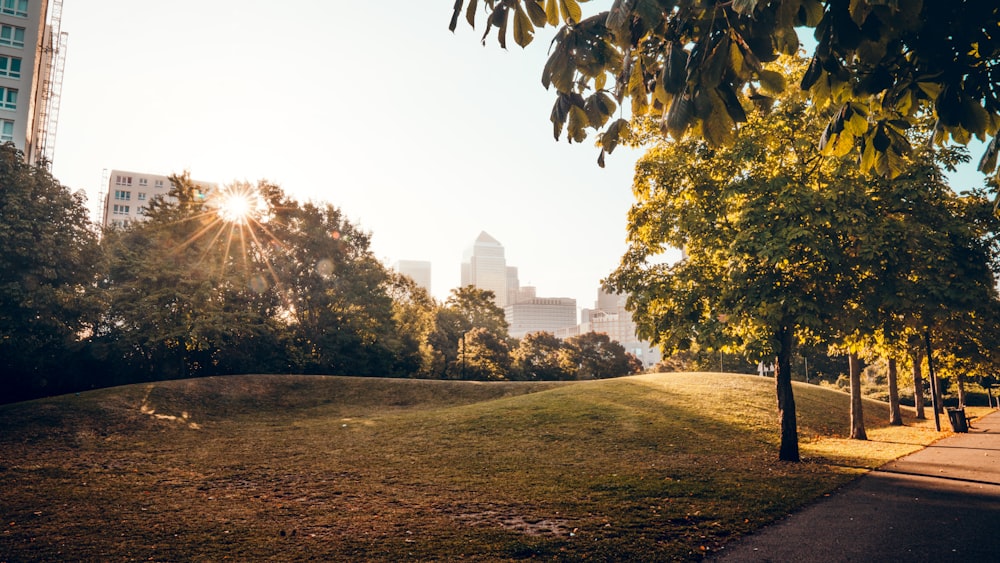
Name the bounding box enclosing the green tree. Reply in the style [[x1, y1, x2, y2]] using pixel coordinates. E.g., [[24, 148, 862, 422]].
[[429, 286, 511, 379], [456, 326, 513, 380], [512, 331, 571, 380], [452, 1, 1000, 177], [0, 144, 100, 400], [605, 60, 868, 461], [560, 331, 640, 379], [260, 186, 398, 376], [384, 271, 438, 377], [97, 175, 283, 381]]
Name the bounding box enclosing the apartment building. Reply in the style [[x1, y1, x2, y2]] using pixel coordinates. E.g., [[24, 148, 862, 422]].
[[0, 0, 65, 165]]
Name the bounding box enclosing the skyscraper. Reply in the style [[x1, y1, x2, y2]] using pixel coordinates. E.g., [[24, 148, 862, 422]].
[[0, 0, 66, 165], [460, 231, 511, 307]]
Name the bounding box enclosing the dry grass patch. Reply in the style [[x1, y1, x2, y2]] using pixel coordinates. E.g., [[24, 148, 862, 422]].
[[0, 373, 986, 562]]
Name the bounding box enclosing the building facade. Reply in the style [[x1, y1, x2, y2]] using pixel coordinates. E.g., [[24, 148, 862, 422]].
[[579, 289, 662, 369], [460, 231, 511, 307], [505, 295, 578, 339], [0, 0, 65, 165], [393, 260, 432, 294], [101, 169, 217, 228]]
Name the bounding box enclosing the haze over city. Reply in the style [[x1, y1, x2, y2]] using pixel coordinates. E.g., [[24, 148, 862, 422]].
[[47, 0, 672, 310]]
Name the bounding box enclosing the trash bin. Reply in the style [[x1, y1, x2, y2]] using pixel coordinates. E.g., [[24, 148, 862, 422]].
[[946, 407, 969, 433]]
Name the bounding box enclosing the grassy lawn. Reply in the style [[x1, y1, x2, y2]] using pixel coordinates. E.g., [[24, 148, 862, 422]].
[[0, 373, 989, 562]]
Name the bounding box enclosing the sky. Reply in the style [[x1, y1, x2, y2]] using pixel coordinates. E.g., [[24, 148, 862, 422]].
[[52, 0, 654, 311], [51, 2, 989, 311]]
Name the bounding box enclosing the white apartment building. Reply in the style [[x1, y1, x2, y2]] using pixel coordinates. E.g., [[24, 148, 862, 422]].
[[461, 231, 511, 307], [0, 0, 65, 165], [101, 169, 217, 228]]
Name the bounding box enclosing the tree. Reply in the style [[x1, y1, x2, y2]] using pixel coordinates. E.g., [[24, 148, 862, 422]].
[[451, 1, 1000, 177], [0, 144, 100, 400], [560, 331, 640, 379], [429, 286, 511, 379], [97, 175, 286, 381], [457, 326, 513, 380], [258, 185, 399, 376], [605, 59, 871, 461], [384, 271, 439, 377], [512, 331, 571, 380]]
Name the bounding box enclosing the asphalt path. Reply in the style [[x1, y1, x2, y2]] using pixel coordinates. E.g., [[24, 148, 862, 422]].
[[711, 410, 1000, 562]]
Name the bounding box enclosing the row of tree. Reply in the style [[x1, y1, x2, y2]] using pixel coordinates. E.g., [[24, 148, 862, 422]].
[[450, 0, 1000, 461], [0, 144, 640, 404]]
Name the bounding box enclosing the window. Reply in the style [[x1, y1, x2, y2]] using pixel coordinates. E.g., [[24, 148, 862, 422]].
[[115, 175, 133, 187], [114, 190, 131, 201], [1, 119, 12, 142], [1, 0, 28, 17], [113, 204, 130, 215], [154, 179, 164, 189], [0, 25, 25, 48], [0, 56, 21, 79], [0, 87, 16, 111], [137, 192, 147, 201], [138, 178, 148, 187]]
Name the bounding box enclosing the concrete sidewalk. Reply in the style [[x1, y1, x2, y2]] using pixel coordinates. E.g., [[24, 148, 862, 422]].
[[711, 410, 1000, 562]]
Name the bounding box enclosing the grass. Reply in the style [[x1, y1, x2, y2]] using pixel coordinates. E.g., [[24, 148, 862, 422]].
[[0, 372, 990, 562]]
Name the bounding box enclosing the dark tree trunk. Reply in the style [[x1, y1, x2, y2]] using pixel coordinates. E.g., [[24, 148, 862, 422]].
[[775, 325, 799, 462], [849, 353, 867, 440], [911, 347, 926, 420], [887, 357, 903, 426]]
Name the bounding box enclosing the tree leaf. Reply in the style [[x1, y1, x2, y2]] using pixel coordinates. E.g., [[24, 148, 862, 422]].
[[662, 42, 689, 95], [449, 0, 464, 32], [465, 0, 479, 28], [559, 0, 582, 24], [606, 0, 634, 44], [664, 92, 694, 139], [525, 0, 548, 27], [757, 69, 786, 96], [977, 135, 999, 174], [567, 105, 589, 143], [513, 4, 535, 48], [545, 0, 560, 26]]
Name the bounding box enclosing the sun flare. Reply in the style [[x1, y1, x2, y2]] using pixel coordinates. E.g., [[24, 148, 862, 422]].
[[213, 186, 265, 225]]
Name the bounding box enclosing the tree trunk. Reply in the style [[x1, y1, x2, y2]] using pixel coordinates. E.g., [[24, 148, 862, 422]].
[[957, 373, 967, 408], [776, 325, 799, 462], [911, 347, 926, 420], [849, 353, 867, 440], [887, 357, 903, 426]]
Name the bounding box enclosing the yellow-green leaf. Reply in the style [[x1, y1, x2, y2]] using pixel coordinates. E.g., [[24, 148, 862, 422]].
[[512, 5, 534, 48], [545, 0, 560, 25], [757, 69, 785, 96], [568, 105, 589, 143], [559, 0, 582, 24], [594, 72, 607, 91]]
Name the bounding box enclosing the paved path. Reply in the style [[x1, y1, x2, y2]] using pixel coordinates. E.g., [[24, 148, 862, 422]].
[[712, 411, 1000, 562]]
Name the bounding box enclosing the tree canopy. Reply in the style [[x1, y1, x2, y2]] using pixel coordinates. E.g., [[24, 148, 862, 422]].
[[0, 144, 99, 399], [451, 0, 1000, 177]]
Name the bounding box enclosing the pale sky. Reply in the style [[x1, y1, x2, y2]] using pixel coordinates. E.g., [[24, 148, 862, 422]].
[[52, 0, 650, 311], [51, 2, 987, 311]]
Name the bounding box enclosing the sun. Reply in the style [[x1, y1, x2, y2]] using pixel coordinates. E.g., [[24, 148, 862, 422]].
[[213, 185, 265, 225]]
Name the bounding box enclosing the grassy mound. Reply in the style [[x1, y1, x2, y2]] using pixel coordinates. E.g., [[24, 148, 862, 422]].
[[0, 373, 963, 561]]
